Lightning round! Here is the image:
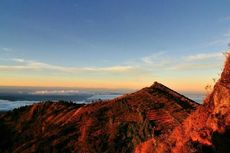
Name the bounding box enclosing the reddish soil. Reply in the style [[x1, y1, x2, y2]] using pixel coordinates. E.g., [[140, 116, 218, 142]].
[[0, 82, 198, 153]]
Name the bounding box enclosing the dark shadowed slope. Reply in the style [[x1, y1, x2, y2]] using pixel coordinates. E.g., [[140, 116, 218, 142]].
[[0, 82, 198, 153]]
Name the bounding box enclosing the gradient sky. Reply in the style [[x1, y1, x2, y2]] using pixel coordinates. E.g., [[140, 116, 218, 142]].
[[0, 0, 230, 92]]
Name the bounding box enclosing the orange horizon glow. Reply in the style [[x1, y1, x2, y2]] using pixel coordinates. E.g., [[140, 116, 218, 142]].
[[0, 78, 208, 93]]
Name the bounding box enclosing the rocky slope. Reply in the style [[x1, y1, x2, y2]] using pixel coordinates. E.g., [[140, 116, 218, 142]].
[[0, 82, 198, 153], [135, 52, 230, 153]]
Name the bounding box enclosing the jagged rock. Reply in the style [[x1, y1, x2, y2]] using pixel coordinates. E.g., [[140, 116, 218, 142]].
[[153, 52, 230, 153]]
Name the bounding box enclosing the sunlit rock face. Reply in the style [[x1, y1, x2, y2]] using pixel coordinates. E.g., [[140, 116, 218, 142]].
[[152, 53, 230, 153], [209, 53, 230, 130]]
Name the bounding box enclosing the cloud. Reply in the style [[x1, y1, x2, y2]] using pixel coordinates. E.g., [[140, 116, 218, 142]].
[[11, 58, 25, 63], [169, 63, 221, 71], [141, 52, 165, 64], [138, 51, 224, 71], [0, 58, 134, 73], [185, 52, 223, 61], [30, 90, 79, 95], [81, 66, 134, 72], [141, 52, 170, 67], [0, 51, 225, 75], [1, 48, 12, 52]]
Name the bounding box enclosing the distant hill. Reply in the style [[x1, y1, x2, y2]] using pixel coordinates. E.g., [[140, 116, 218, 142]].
[[0, 82, 198, 153]]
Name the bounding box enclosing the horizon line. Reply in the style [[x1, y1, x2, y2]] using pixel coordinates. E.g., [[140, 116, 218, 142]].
[[0, 84, 206, 94]]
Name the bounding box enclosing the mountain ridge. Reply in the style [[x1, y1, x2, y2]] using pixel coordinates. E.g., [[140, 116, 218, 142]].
[[0, 81, 199, 153]]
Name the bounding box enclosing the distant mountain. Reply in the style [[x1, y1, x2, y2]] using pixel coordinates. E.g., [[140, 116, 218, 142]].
[[0, 82, 198, 153]]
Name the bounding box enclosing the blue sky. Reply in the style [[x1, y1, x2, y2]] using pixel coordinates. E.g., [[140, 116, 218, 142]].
[[0, 0, 230, 91]]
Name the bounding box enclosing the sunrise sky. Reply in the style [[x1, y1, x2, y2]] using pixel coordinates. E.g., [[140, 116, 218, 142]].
[[0, 0, 229, 92]]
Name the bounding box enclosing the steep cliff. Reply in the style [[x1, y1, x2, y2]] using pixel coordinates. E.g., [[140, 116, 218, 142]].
[[153, 52, 230, 153]]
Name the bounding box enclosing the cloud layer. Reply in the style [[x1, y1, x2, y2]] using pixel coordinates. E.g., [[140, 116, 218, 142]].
[[0, 59, 134, 73], [0, 51, 226, 91], [30, 90, 80, 95], [137, 51, 225, 71], [0, 51, 225, 74]]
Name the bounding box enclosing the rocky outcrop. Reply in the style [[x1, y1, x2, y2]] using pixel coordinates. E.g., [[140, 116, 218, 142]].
[[0, 82, 198, 153], [153, 52, 230, 153]]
